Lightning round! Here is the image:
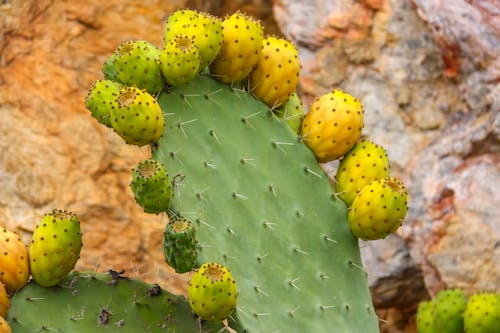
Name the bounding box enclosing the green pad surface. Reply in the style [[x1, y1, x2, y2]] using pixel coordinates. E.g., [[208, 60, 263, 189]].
[[154, 75, 379, 332]]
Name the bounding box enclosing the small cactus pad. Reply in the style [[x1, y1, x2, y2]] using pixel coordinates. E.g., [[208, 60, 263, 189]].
[[0, 317, 11, 333], [335, 141, 390, 206], [249, 36, 300, 108], [163, 218, 198, 273], [0, 282, 9, 318], [113, 40, 165, 95], [210, 12, 264, 83], [85, 79, 123, 127], [348, 177, 408, 240], [29, 209, 83, 287], [153, 75, 378, 332], [433, 288, 467, 333], [0, 227, 30, 293], [188, 262, 238, 322], [130, 159, 173, 214], [110, 86, 165, 146], [160, 35, 200, 87], [274, 92, 305, 134], [463, 293, 500, 333], [164, 10, 223, 71], [301, 89, 364, 162], [416, 300, 438, 333], [7, 271, 224, 332]]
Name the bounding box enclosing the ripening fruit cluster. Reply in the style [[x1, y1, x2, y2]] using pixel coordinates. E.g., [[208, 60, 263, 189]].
[[0, 209, 83, 330]]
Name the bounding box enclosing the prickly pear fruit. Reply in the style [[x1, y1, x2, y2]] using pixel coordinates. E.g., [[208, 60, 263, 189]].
[[85, 79, 123, 127], [335, 141, 390, 206], [210, 12, 264, 83], [29, 209, 83, 287], [434, 288, 467, 333], [274, 92, 305, 134], [416, 300, 439, 333], [113, 40, 165, 95], [464, 293, 500, 333], [301, 89, 364, 162], [0, 282, 8, 318], [110, 86, 165, 146], [130, 159, 173, 214], [102, 52, 120, 82], [188, 262, 238, 322], [348, 177, 408, 240], [0, 227, 29, 293], [249, 36, 300, 108], [164, 10, 222, 71], [160, 35, 200, 87], [0, 317, 11, 333], [163, 217, 198, 273]]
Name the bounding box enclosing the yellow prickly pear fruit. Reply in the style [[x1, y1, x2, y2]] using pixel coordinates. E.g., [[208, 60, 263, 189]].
[[187, 262, 238, 322], [249, 36, 300, 108], [301, 89, 364, 162], [0, 282, 9, 318], [0, 227, 30, 293], [210, 12, 264, 83], [0, 317, 12, 333], [160, 35, 201, 87]]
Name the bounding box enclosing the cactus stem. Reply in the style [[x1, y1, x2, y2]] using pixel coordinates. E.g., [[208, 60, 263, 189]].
[[303, 166, 322, 178], [254, 286, 269, 297], [232, 192, 248, 200], [323, 235, 338, 244], [293, 247, 309, 256], [196, 218, 216, 230]]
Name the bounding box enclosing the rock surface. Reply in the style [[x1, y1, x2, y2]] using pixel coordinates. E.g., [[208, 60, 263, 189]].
[[1, 0, 499, 332]]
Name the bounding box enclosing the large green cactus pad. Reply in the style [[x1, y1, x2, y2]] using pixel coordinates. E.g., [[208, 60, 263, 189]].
[[153, 75, 379, 332], [7, 271, 222, 332]]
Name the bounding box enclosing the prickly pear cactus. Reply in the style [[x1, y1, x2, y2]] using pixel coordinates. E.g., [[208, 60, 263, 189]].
[[7, 271, 223, 332], [152, 75, 379, 332]]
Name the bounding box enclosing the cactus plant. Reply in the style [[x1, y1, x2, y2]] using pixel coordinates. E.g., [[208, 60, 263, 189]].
[[7, 271, 223, 332]]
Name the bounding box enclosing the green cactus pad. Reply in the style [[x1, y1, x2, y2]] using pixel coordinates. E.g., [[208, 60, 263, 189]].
[[29, 209, 83, 287], [7, 271, 223, 332], [163, 217, 198, 273], [152, 75, 378, 332]]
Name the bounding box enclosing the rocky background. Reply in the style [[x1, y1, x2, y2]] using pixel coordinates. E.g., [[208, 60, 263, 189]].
[[0, 0, 498, 332]]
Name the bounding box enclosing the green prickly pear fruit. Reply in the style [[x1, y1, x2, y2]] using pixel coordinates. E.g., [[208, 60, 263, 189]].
[[210, 12, 264, 83], [249, 36, 301, 108], [163, 217, 198, 273], [348, 177, 408, 240], [335, 141, 390, 206], [464, 293, 500, 333], [29, 209, 83, 287], [102, 52, 120, 82], [0, 227, 30, 293], [85, 79, 123, 127], [113, 40, 165, 95], [110, 86, 165, 146], [188, 262, 238, 322], [301, 89, 364, 162], [164, 10, 223, 71], [0, 317, 11, 333], [0, 282, 9, 318], [434, 288, 467, 333], [274, 92, 305, 134], [416, 300, 439, 333], [130, 159, 173, 214], [159, 35, 200, 87]]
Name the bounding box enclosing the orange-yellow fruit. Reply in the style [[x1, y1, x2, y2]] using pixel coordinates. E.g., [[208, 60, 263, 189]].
[[248, 37, 300, 108], [210, 12, 264, 83], [0, 316, 12, 333], [0, 227, 30, 293], [301, 89, 364, 162], [0, 282, 9, 318]]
